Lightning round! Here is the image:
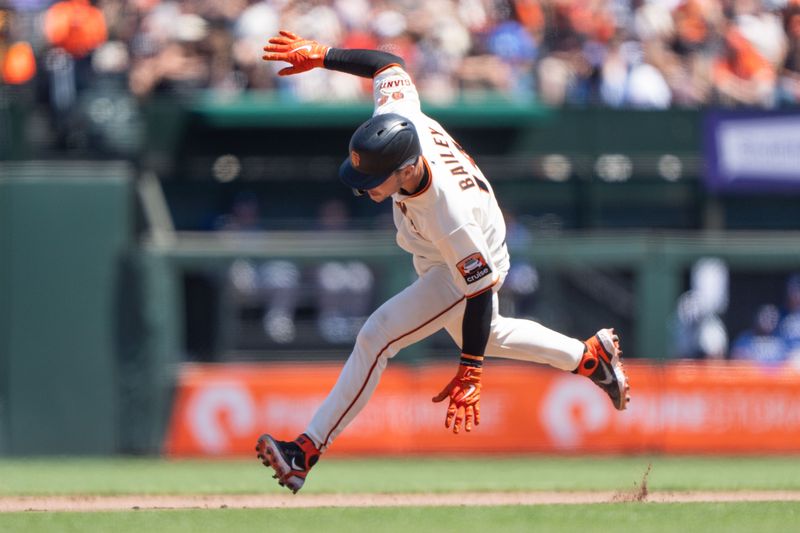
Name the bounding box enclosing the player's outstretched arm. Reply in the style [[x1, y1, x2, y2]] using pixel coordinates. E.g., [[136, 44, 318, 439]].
[[262, 29, 404, 78]]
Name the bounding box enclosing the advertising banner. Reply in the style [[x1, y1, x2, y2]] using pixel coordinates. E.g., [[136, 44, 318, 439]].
[[164, 362, 800, 456], [704, 110, 800, 192]]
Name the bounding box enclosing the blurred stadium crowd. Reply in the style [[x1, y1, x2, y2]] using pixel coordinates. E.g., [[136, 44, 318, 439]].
[[3, 0, 800, 108]]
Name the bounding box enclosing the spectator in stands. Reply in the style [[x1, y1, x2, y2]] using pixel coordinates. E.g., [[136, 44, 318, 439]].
[[671, 0, 722, 55], [780, 1, 800, 104], [712, 25, 778, 107], [231, 0, 280, 91], [38, 0, 107, 148], [44, 0, 107, 59], [671, 258, 729, 360], [778, 273, 800, 362], [730, 303, 789, 364], [128, 9, 211, 98], [474, 17, 538, 100], [1, 10, 37, 85]]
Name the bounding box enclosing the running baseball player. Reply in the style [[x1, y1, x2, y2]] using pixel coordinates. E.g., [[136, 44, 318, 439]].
[[256, 30, 630, 494]]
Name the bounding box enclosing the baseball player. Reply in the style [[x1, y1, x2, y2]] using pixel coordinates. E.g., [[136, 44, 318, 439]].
[[256, 30, 630, 494]]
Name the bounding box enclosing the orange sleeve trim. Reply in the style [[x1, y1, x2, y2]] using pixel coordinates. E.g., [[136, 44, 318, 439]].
[[465, 277, 498, 299], [373, 63, 404, 77], [461, 353, 485, 362]]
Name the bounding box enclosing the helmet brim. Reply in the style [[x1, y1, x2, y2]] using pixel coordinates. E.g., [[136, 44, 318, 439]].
[[338, 157, 391, 191]]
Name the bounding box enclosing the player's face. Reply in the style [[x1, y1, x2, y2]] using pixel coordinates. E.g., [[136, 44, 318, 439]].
[[366, 162, 420, 203], [366, 174, 401, 202], [366, 168, 409, 202]]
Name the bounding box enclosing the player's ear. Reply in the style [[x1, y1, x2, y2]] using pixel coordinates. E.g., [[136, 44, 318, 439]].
[[400, 164, 416, 182], [405, 157, 421, 176]]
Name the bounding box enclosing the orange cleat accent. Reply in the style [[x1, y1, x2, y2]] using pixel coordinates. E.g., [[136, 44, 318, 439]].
[[576, 328, 631, 410]]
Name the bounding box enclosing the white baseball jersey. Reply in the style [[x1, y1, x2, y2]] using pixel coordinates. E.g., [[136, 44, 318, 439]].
[[372, 64, 511, 296]]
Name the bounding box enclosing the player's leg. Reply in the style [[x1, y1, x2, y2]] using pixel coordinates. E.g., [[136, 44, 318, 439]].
[[443, 292, 629, 410], [304, 264, 463, 451], [259, 264, 464, 491], [486, 314, 630, 409], [443, 291, 583, 370], [483, 313, 585, 370]]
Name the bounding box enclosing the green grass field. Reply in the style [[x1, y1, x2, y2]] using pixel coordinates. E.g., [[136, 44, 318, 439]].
[[1, 455, 799, 532]]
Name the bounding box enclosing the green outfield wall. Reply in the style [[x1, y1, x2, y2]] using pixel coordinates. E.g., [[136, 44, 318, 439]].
[[0, 163, 134, 455]]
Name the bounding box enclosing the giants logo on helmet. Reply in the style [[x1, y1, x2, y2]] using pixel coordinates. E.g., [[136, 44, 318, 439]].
[[350, 150, 361, 168], [457, 253, 491, 284]]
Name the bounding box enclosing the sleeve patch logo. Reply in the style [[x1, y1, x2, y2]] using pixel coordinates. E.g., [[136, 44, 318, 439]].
[[457, 253, 492, 284]]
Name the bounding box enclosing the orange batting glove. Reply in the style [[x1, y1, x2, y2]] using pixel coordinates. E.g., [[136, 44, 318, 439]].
[[432, 357, 483, 434], [262, 30, 329, 76]]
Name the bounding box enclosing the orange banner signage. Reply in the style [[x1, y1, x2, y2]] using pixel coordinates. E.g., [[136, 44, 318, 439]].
[[164, 362, 800, 456]]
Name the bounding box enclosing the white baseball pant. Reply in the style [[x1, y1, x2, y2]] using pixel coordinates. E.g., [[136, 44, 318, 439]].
[[304, 263, 585, 451]]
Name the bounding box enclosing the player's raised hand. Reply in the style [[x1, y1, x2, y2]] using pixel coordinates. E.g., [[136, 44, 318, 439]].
[[262, 30, 329, 76], [432, 361, 482, 434]]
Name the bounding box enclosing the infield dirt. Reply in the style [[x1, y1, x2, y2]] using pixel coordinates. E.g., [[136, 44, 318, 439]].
[[2, 491, 800, 512]]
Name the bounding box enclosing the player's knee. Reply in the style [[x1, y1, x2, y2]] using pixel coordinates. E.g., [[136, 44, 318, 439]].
[[355, 314, 391, 353], [356, 309, 401, 358]]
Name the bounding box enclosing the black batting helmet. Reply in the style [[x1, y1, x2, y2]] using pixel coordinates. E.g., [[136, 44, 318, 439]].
[[338, 112, 421, 194]]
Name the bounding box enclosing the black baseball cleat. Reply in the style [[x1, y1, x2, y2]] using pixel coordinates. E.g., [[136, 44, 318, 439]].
[[256, 433, 320, 494], [575, 328, 630, 410]]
